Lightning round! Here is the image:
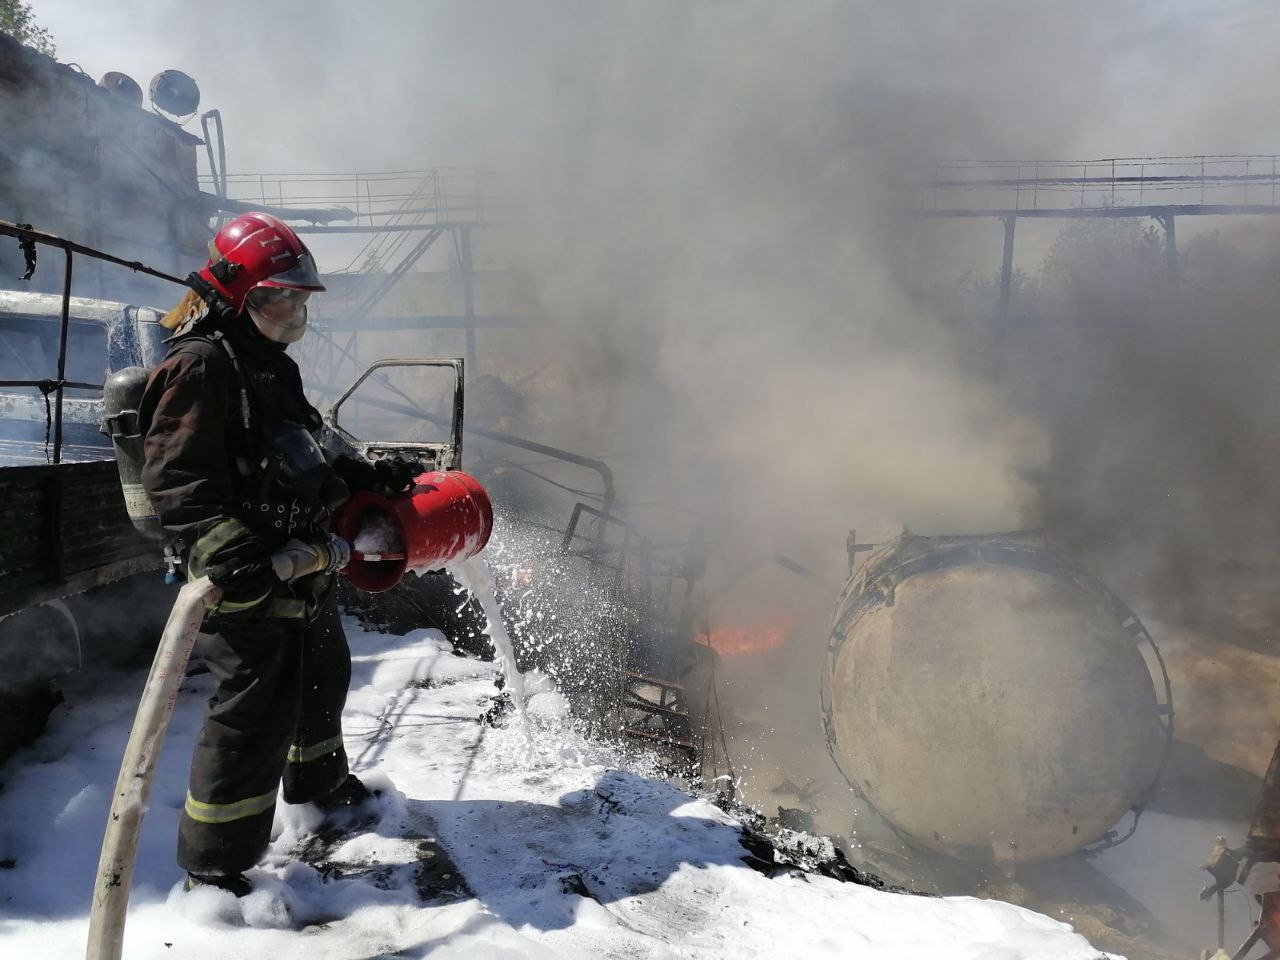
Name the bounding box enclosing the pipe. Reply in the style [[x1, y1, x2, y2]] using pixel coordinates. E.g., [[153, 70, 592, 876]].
[[86, 575, 221, 960], [53, 247, 73, 464], [304, 375, 617, 518], [0, 219, 187, 287], [200, 110, 229, 231], [466, 424, 616, 519]]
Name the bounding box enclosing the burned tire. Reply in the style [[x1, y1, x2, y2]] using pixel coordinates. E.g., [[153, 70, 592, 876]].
[[0, 682, 63, 769], [0, 603, 79, 766], [337, 573, 489, 659], [403, 572, 490, 659]]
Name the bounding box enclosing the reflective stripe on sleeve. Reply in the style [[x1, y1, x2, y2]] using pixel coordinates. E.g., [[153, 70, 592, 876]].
[[188, 517, 256, 577], [183, 788, 278, 825], [266, 598, 307, 620], [215, 588, 273, 614], [197, 595, 305, 619]]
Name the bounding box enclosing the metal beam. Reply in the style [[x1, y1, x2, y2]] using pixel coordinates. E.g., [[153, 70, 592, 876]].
[[1160, 212, 1178, 280], [999, 215, 1015, 322], [458, 226, 477, 370], [311, 314, 532, 332], [927, 172, 1280, 189], [901, 203, 1280, 220], [200, 192, 355, 225], [293, 220, 491, 234]]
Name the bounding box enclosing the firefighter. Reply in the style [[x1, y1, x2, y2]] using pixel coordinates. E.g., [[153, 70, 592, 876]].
[[1243, 743, 1280, 907], [139, 212, 413, 896], [1250, 744, 1280, 862]]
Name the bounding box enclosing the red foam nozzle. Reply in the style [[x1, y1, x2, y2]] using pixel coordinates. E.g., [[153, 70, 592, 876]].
[[334, 469, 493, 592]]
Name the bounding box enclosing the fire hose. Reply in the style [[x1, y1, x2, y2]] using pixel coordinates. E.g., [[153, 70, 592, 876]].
[[85, 474, 492, 960], [85, 574, 220, 960], [85, 538, 345, 960]]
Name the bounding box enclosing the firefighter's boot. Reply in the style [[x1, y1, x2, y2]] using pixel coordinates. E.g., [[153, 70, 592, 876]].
[[184, 871, 253, 898], [314, 773, 380, 832]]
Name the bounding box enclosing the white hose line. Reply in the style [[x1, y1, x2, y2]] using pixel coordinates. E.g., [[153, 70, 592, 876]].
[[85, 576, 221, 960]]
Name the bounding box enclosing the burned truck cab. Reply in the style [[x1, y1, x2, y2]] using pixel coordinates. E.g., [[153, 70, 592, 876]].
[[0, 290, 167, 466], [0, 291, 171, 764]]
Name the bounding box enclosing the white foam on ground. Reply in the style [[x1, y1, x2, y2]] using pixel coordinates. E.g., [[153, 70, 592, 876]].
[[0, 619, 1115, 959]]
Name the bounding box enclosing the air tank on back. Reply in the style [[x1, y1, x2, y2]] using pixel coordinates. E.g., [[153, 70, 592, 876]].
[[820, 530, 1170, 866], [101, 366, 161, 543]]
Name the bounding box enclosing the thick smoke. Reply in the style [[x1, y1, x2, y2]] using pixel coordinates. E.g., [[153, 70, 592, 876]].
[[991, 216, 1280, 641], [383, 1, 1280, 640], [455, 0, 1087, 562], [54, 0, 1270, 575]]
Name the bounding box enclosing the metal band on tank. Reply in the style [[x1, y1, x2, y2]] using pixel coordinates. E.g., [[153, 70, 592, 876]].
[[831, 534, 1145, 657]]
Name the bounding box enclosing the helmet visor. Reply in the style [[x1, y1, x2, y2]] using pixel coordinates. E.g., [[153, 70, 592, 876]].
[[247, 287, 311, 308], [247, 287, 310, 343], [258, 249, 325, 292]]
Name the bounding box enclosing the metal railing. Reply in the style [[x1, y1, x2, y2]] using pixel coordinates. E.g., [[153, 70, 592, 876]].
[[198, 167, 491, 225], [909, 154, 1280, 214], [0, 220, 185, 463]]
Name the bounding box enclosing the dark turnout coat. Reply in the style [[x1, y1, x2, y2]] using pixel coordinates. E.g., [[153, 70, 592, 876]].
[[140, 314, 363, 616], [139, 312, 357, 877]]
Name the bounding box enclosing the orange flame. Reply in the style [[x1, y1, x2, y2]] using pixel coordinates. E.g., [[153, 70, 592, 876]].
[[1262, 892, 1280, 951], [702, 623, 789, 656]]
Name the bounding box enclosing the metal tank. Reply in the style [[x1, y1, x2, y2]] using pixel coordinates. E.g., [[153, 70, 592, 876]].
[[820, 531, 1171, 866]]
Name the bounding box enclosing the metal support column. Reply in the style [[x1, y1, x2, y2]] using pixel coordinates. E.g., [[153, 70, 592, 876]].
[[458, 225, 477, 371], [53, 248, 73, 464], [1160, 210, 1179, 281], [999, 214, 1016, 322]]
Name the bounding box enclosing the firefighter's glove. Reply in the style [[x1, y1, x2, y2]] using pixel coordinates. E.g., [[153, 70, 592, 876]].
[[270, 535, 351, 581], [191, 519, 277, 613], [206, 558, 277, 612], [333, 455, 378, 494], [333, 455, 417, 496], [372, 457, 418, 495]]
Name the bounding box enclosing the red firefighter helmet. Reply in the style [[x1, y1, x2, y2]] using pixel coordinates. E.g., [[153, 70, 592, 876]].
[[195, 212, 325, 314]]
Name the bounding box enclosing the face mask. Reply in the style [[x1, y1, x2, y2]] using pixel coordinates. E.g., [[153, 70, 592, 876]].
[[246, 288, 311, 344]]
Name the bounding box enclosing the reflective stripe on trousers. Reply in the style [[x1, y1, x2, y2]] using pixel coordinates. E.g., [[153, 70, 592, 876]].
[[184, 788, 277, 825], [288, 734, 344, 764], [177, 598, 352, 876]]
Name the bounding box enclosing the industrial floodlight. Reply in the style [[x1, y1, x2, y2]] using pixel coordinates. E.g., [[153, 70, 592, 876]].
[[99, 72, 143, 109], [148, 70, 200, 119]]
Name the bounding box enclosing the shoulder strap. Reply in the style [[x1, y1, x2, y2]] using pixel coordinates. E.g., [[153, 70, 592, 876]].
[[211, 331, 253, 437], [169, 328, 259, 481]]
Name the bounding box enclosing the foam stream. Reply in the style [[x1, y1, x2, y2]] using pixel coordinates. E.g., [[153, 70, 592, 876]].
[[452, 557, 528, 712]]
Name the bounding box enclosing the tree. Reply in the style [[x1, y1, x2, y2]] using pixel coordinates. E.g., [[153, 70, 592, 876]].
[[0, 0, 56, 57]]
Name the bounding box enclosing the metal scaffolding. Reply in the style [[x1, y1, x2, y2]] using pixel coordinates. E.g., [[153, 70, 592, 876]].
[[901, 155, 1280, 319], [199, 167, 524, 383]]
